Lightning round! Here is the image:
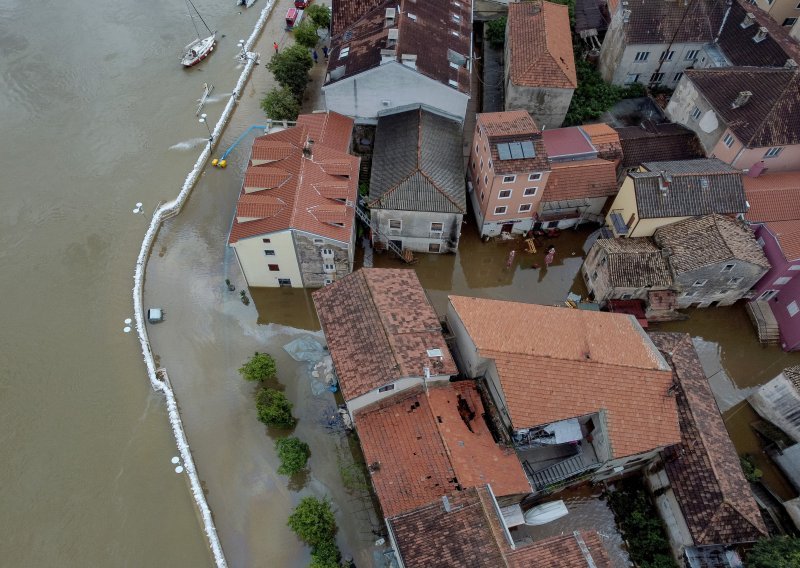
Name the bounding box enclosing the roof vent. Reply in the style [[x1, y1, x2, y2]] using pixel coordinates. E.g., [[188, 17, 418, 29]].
[[786, 58, 798, 69], [407, 12, 417, 21], [385, 7, 396, 27], [740, 12, 756, 28], [731, 90, 752, 109], [442, 496, 452, 512], [623, 9, 631, 22], [401, 53, 417, 69], [699, 177, 710, 189], [753, 26, 768, 43], [658, 171, 672, 193]]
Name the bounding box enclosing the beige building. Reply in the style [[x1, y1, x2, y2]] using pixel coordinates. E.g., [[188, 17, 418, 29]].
[[227, 112, 360, 288], [751, 0, 800, 29], [606, 159, 748, 238]]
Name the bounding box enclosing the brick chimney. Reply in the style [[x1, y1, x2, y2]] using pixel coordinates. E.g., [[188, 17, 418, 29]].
[[753, 27, 768, 43], [740, 12, 756, 29], [302, 138, 314, 157], [731, 90, 753, 109]]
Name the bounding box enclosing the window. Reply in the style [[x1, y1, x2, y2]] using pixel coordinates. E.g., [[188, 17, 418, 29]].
[[475, 143, 479, 154], [471, 159, 475, 170], [600, 256, 607, 266], [264, 250, 276, 256], [673, 72, 683, 82], [489, 160, 493, 170], [659, 50, 674, 61], [323, 263, 335, 271], [524, 187, 538, 197], [789, 301, 800, 317], [429, 243, 441, 253], [519, 203, 532, 213], [503, 175, 516, 183], [378, 384, 395, 393], [728, 277, 743, 285], [691, 106, 702, 120], [759, 289, 779, 301], [774, 276, 792, 285], [321, 248, 333, 257], [621, 293, 633, 300], [268, 264, 280, 271], [498, 189, 512, 199], [764, 147, 783, 158], [634, 51, 649, 62], [389, 219, 402, 230], [480, 157, 484, 170], [312, 238, 324, 245], [339, 47, 350, 59], [430, 222, 444, 232], [529, 173, 542, 181], [592, 271, 598, 281], [262, 238, 271, 243], [650, 72, 664, 83], [324, 278, 333, 285], [758, 237, 766, 247], [693, 279, 707, 287], [685, 49, 699, 60], [682, 291, 697, 297], [494, 206, 507, 215], [480, 191, 485, 201], [723, 133, 734, 148], [278, 278, 291, 287], [790, 265, 800, 271], [783, 17, 798, 26], [625, 73, 640, 85], [721, 263, 735, 272]]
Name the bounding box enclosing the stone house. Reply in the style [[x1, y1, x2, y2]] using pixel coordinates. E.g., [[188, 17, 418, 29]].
[[468, 111, 552, 237], [368, 107, 466, 254], [647, 333, 768, 565], [227, 112, 360, 288], [606, 159, 748, 238], [653, 214, 770, 308], [582, 238, 673, 306], [447, 296, 681, 494], [322, 0, 472, 123], [505, 1, 576, 129], [666, 68, 800, 173]]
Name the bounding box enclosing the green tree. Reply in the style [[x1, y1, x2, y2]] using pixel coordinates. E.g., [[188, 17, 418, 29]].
[[276, 437, 311, 475], [267, 44, 313, 98], [261, 86, 301, 121], [309, 539, 341, 568], [748, 536, 800, 568], [294, 20, 320, 49], [564, 59, 645, 126], [486, 17, 506, 47], [287, 496, 338, 547], [305, 4, 331, 30], [256, 387, 296, 427], [238, 352, 277, 382]]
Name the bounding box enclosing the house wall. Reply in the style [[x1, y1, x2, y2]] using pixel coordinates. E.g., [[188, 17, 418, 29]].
[[665, 260, 768, 308], [322, 62, 469, 124], [538, 196, 608, 229], [591, 448, 662, 481], [712, 134, 800, 173], [768, 272, 800, 351], [504, 84, 574, 130], [753, 0, 800, 27], [665, 77, 725, 156], [581, 245, 651, 304], [231, 230, 303, 288], [371, 209, 463, 253], [294, 231, 352, 287], [447, 302, 484, 376], [348, 374, 452, 415], [646, 465, 696, 558], [605, 178, 691, 237], [748, 374, 800, 443], [598, 5, 626, 83]]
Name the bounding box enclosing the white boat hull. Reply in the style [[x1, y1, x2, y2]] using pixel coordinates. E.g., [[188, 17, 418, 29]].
[[523, 500, 569, 526], [181, 33, 216, 67], [238, 0, 257, 7]]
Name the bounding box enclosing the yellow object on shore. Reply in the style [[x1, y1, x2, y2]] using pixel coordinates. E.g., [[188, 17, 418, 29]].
[[219, 160, 227, 168], [212, 158, 219, 167]]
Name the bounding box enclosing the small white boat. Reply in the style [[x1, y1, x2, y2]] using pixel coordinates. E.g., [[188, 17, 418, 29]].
[[181, 33, 216, 67], [523, 500, 569, 526], [237, 0, 258, 7]]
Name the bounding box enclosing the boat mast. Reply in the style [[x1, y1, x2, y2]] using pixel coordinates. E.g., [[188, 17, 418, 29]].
[[186, 0, 214, 36]]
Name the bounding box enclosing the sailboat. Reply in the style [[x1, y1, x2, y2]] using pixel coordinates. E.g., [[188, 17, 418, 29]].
[[181, 0, 216, 67]]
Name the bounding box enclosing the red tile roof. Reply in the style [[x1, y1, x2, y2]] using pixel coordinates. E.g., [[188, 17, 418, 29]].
[[228, 112, 359, 245], [505, 531, 614, 567], [542, 158, 619, 201], [312, 269, 457, 402], [508, 1, 577, 89], [649, 333, 768, 545], [448, 296, 681, 458], [761, 220, 800, 262], [477, 111, 540, 138], [580, 123, 619, 146], [296, 111, 353, 152], [744, 172, 800, 260], [356, 382, 529, 517]]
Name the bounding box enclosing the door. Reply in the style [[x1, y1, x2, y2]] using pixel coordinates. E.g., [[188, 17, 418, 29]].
[[501, 223, 514, 233], [390, 239, 403, 250]]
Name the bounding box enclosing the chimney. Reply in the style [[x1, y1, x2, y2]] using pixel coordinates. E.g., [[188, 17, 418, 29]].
[[753, 26, 768, 43], [786, 58, 798, 69], [385, 7, 396, 27], [740, 12, 756, 29], [658, 170, 672, 193], [731, 90, 752, 109], [623, 9, 631, 22], [302, 138, 314, 157]]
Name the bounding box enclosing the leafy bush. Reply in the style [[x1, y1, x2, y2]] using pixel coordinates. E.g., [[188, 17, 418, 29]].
[[486, 17, 506, 47], [305, 4, 331, 30], [606, 479, 677, 568], [288, 496, 338, 547], [564, 59, 645, 126], [267, 44, 313, 98], [747, 536, 800, 568], [276, 437, 311, 475], [256, 387, 296, 427], [261, 86, 301, 121], [293, 20, 319, 49], [238, 352, 277, 382], [740, 454, 763, 482], [309, 538, 341, 568]]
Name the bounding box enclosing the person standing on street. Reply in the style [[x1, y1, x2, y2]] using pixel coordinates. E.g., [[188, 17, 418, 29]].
[[312, 49, 318, 63], [322, 46, 329, 59], [273, 41, 279, 53]]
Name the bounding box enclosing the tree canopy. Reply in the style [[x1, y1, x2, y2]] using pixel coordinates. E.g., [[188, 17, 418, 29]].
[[747, 536, 800, 568], [261, 86, 301, 121], [275, 437, 311, 475], [238, 352, 277, 382], [267, 44, 313, 98], [305, 4, 331, 30], [486, 17, 506, 47], [287, 496, 338, 547], [293, 20, 320, 49], [256, 387, 296, 428]]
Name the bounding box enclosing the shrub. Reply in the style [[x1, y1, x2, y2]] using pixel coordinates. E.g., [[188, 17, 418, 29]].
[[276, 437, 311, 475], [238, 352, 277, 382], [564, 59, 645, 126], [740, 454, 763, 482], [747, 536, 800, 568], [305, 4, 331, 30], [256, 387, 296, 427], [267, 44, 313, 98], [261, 86, 301, 121], [293, 20, 319, 49], [287, 496, 338, 547], [310, 538, 341, 568], [486, 17, 506, 47]]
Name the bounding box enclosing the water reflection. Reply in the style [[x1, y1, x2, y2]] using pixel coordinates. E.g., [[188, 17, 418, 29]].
[[252, 287, 320, 330]]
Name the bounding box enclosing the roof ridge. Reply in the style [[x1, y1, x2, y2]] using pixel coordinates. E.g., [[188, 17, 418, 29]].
[[749, 72, 800, 146], [481, 346, 666, 372]]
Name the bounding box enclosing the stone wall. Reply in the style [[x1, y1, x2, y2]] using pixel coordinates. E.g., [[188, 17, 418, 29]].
[[294, 233, 352, 288]]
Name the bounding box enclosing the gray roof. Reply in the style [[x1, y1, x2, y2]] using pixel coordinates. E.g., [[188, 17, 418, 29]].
[[631, 160, 746, 219], [654, 214, 770, 274], [369, 107, 466, 213], [593, 238, 673, 288]]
